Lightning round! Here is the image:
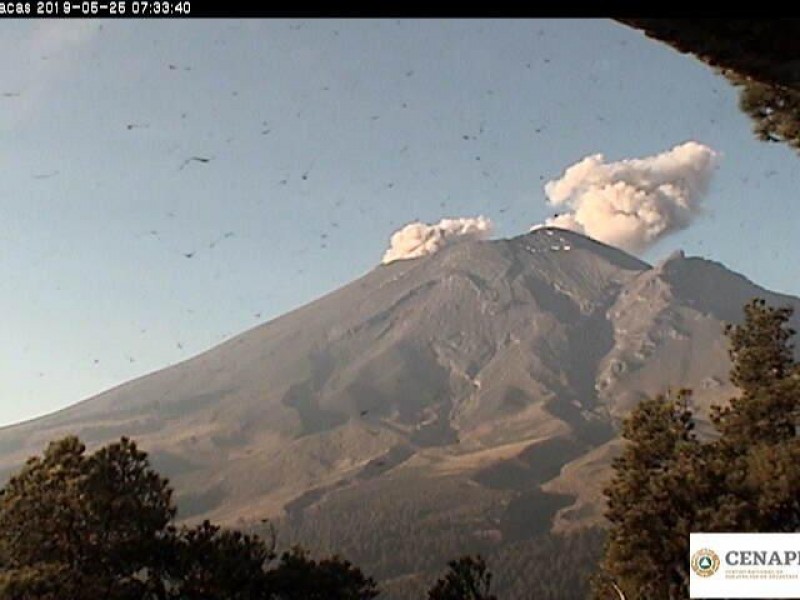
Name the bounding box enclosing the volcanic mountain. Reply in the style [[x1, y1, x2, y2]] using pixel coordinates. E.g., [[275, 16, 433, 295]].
[[1, 228, 798, 597]]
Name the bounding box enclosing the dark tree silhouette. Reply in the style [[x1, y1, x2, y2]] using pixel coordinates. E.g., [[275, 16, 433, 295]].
[[617, 19, 800, 153], [0, 436, 174, 599], [0, 436, 379, 599], [596, 299, 800, 599], [427, 555, 497, 600], [264, 547, 379, 600]]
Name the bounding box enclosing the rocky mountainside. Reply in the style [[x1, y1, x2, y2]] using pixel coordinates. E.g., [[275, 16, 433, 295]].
[[1, 227, 797, 597]]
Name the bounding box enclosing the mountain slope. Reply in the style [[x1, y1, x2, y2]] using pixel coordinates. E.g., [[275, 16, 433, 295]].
[[1, 227, 797, 597]]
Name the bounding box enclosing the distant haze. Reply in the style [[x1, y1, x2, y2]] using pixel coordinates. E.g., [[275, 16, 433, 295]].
[[538, 141, 720, 254]]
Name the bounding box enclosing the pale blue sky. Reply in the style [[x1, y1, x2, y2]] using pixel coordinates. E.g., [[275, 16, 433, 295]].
[[1, 19, 798, 427]]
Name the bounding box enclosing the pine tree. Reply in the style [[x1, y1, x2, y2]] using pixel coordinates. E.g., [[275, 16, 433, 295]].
[[596, 299, 800, 599], [598, 392, 699, 599], [427, 555, 497, 600], [264, 546, 379, 600], [0, 436, 175, 599], [169, 519, 274, 599], [0, 436, 381, 599], [713, 298, 797, 444]]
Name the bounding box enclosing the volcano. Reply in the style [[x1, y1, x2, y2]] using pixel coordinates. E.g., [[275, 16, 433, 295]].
[[2, 228, 797, 598]]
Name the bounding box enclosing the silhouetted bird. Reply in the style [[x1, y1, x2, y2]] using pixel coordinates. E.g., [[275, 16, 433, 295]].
[[209, 232, 235, 249], [178, 156, 212, 170]]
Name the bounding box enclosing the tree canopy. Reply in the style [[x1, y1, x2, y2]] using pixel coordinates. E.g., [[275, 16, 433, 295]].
[[0, 436, 378, 599], [595, 299, 800, 599], [617, 19, 800, 153], [0, 436, 175, 599], [0, 433, 502, 599], [427, 555, 497, 600]]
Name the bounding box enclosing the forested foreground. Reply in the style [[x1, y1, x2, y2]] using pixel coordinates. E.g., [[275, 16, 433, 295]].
[[273, 507, 604, 599], [0, 426, 603, 599]]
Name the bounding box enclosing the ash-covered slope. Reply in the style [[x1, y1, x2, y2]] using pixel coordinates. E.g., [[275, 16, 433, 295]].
[[0, 227, 797, 597], [0, 229, 647, 515]]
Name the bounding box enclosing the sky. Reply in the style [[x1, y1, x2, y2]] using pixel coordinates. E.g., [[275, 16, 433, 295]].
[[1, 19, 798, 427]]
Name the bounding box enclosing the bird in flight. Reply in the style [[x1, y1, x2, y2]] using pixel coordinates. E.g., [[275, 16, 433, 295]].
[[208, 232, 235, 249], [178, 156, 213, 170], [2, 92, 20, 98]]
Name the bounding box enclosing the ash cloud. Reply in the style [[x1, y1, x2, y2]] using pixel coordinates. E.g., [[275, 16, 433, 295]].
[[536, 141, 720, 254], [382, 216, 493, 264]]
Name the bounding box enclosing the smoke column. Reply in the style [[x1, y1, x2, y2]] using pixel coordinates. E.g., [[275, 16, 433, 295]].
[[382, 216, 493, 264], [536, 141, 719, 253]]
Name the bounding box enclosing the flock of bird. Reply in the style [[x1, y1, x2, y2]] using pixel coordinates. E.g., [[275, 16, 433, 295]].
[[3, 22, 750, 385]]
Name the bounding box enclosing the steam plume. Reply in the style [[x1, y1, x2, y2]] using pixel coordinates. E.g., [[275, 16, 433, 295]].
[[382, 216, 493, 264], [537, 141, 719, 253]]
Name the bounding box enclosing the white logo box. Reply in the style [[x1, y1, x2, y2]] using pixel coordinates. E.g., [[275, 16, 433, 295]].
[[691, 533, 800, 598]]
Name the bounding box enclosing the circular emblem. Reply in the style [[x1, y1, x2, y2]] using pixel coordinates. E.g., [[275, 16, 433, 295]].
[[691, 548, 721, 577]]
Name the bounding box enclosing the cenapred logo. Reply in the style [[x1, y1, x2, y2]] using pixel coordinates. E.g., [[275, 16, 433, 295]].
[[691, 548, 721, 577]]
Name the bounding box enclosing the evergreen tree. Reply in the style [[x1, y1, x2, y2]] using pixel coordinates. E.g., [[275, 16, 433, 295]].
[[598, 392, 699, 598], [0, 436, 174, 599], [595, 300, 800, 600], [264, 546, 379, 600], [427, 555, 497, 600], [168, 519, 273, 599], [713, 299, 797, 444], [736, 77, 800, 153], [0, 436, 381, 599]]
